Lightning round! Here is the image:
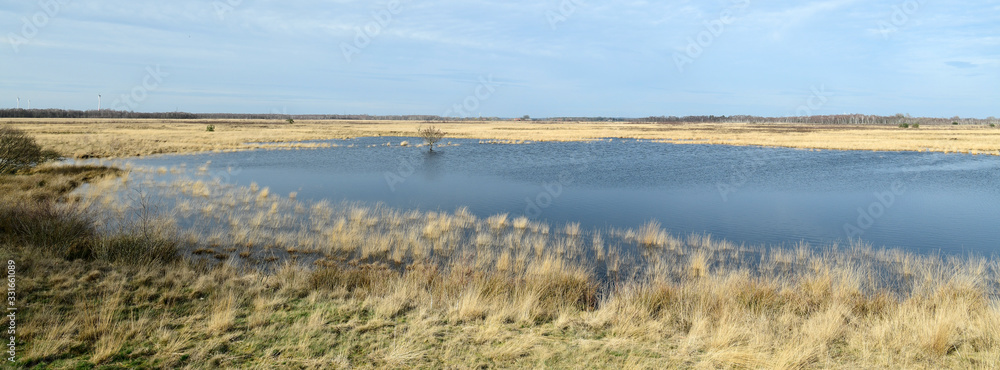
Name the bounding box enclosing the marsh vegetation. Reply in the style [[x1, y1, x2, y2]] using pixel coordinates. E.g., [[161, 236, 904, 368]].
[[3, 160, 997, 368], [3, 126, 999, 368]]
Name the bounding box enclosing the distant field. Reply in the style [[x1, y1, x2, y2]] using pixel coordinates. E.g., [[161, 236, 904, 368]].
[[4, 118, 1000, 158]]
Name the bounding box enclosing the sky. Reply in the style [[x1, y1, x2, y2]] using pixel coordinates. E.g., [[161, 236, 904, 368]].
[[1, 0, 998, 118]]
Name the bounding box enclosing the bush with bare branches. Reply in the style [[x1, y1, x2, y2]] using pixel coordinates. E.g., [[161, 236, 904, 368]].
[[0, 126, 58, 174], [418, 126, 445, 152]]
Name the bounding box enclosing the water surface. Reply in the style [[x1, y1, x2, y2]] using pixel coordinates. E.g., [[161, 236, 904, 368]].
[[122, 138, 1000, 255]]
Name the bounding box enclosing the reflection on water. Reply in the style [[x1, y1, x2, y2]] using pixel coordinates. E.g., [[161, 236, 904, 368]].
[[117, 137, 1000, 255]]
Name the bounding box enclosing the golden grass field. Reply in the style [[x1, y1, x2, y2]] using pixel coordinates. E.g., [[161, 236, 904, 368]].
[[2, 162, 997, 368], [5, 118, 1000, 158], [2, 120, 999, 368]]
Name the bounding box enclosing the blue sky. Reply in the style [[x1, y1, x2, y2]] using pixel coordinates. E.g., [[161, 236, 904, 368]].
[[1, 0, 997, 118]]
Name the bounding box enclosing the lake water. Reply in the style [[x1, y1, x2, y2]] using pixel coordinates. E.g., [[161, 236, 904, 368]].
[[121, 137, 1000, 255]]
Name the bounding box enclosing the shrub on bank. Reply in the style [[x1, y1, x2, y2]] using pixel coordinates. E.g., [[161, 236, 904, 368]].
[[0, 126, 60, 174], [91, 234, 177, 266], [0, 199, 93, 260], [1, 165, 174, 265]]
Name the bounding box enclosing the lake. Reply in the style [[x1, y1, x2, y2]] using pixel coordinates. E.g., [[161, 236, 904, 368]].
[[117, 137, 1000, 255]]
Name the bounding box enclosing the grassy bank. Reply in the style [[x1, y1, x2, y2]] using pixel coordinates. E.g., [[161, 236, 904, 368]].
[[4, 163, 998, 368], [6, 118, 1000, 159]]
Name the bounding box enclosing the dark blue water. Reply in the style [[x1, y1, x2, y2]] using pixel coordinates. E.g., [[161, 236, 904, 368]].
[[124, 138, 1000, 255]]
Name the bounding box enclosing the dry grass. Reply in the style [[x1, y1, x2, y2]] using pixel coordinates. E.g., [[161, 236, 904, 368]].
[[13, 233, 999, 368], [0, 163, 121, 202], [5, 118, 1000, 159]]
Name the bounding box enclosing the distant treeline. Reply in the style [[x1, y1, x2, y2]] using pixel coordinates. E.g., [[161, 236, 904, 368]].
[[0, 109, 446, 121], [0, 109, 198, 119], [558, 114, 1000, 126], [2, 109, 997, 126], [199, 113, 448, 121]]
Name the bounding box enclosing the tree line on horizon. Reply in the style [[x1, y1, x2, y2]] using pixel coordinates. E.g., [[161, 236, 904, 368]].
[[1, 108, 997, 126], [562, 114, 1000, 126]]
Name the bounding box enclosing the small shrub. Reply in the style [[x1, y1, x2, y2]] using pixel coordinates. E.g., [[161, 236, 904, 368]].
[[1, 126, 56, 174], [91, 234, 178, 266], [991, 123, 996, 128], [206, 124, 215, 132], [310, 264, 396, 293], [0, 200, 94, 260], [286, 118, 294, 124], [418, 126, 445, 152], [912, 123, 919, 128], [898, 123, 909, 128], [952, 122, 959, 125]]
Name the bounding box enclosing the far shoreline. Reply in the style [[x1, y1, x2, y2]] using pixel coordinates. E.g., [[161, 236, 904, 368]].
[[5, 118, 999, 159]]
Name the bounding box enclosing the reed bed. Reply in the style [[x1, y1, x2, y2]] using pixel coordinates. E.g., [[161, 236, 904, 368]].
[[7, 162, 994, 368]]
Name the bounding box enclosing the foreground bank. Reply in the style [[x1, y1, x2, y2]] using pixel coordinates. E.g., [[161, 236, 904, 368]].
[[3, 164, 998, 368]]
